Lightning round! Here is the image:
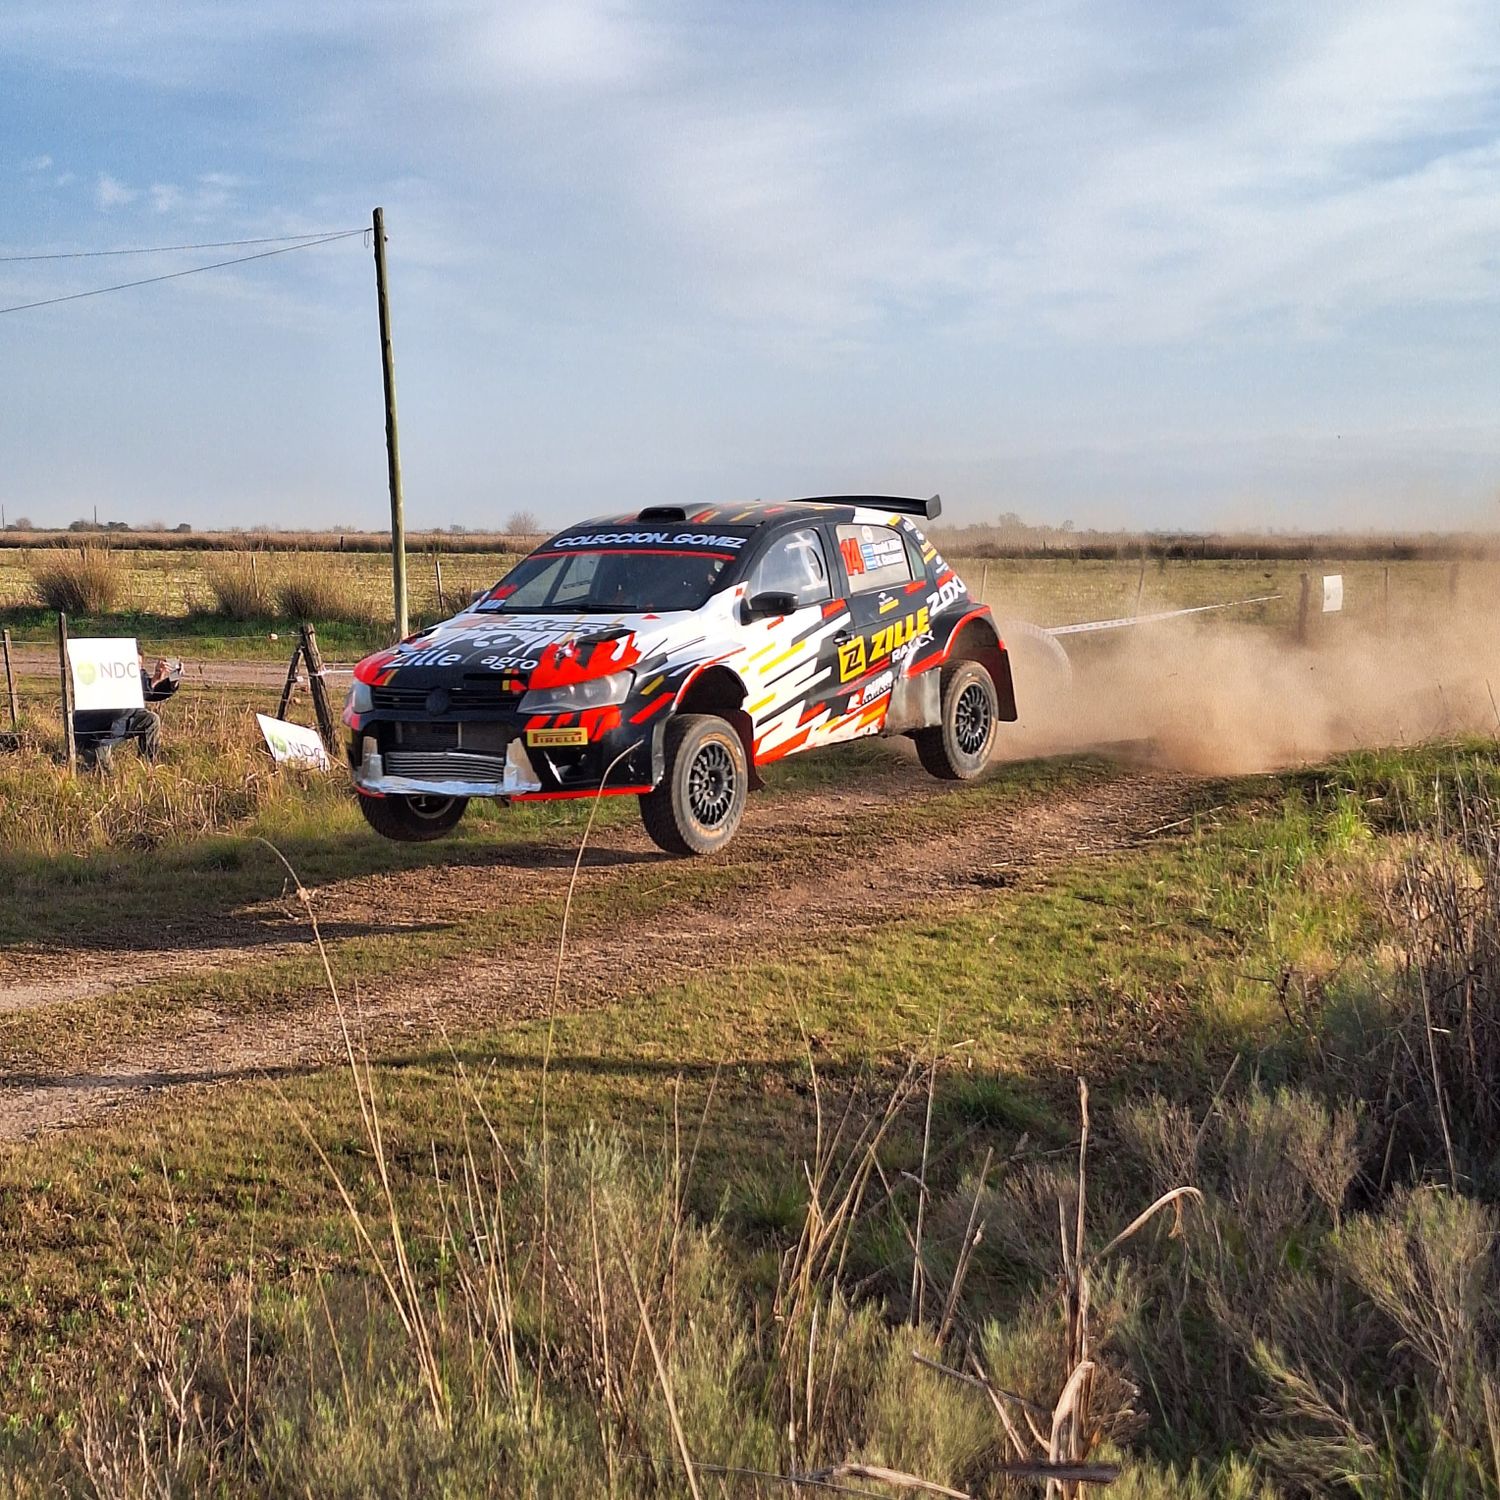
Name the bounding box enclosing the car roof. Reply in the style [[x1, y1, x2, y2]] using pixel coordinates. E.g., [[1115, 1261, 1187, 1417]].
[[557, 496, 938, 535]]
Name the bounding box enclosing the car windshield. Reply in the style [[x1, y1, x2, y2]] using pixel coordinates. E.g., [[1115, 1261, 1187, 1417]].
[[477, 546, 734, 615]]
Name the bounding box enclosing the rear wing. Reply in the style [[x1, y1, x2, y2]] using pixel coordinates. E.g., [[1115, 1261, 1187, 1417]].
[[793, 494, 942, 521]]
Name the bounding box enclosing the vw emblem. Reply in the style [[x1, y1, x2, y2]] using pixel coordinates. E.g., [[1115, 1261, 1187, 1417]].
[[425, 687, 451, 715]]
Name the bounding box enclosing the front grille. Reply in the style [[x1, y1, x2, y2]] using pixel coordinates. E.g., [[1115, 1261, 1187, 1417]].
[[371, 681, 522, 714], [384, 749, 510, 782]]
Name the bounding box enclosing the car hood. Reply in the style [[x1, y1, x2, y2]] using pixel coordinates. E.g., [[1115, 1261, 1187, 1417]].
[[351, 608, 697, 690]]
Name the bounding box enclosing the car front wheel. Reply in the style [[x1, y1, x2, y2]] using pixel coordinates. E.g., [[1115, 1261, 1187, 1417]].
[[639, 713, 748, 856], [914, 660, 998, 780], [357, 791, 469, 842]]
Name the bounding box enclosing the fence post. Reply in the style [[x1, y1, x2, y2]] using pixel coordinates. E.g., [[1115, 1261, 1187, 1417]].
[[300, 623, 339, 751], [1297, 572, 1311, 644], [434, 552, 445, 616], [2, 628, 17, 729], [276, 637, 304, 721], [1383, 565, 1390, 638], [58, 612, 76, 774]]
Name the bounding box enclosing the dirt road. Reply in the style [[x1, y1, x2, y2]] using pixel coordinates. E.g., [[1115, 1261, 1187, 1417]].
[[0, 760, 1205, 1143], [7, 647, 354, 688]]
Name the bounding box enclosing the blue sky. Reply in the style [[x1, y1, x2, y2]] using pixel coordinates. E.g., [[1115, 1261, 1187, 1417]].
[[4, 0, 1500, 532]]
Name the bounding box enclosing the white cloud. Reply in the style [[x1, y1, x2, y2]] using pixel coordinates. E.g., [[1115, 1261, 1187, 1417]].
[[148, 183, 180, 213], [94, 173, 136, 209], [24, 153, 52, 171]]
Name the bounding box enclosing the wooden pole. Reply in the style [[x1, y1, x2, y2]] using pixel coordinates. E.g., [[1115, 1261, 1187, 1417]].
[[1133, 549, 1147, 617], [372, 206, 408, 640], [276, 638, 304, 721], [1297, 572, 1311, 645], [1383, 565, 1391, 638], [434, 552, 445, 616], [58, 612, 76, 774], [978, 562, 987, 603], [2, 628, 17, 729], [300, 624, 339, 751]]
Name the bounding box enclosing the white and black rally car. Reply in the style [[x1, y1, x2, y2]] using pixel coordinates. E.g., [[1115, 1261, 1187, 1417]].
[[344, 496, 1016, 855]]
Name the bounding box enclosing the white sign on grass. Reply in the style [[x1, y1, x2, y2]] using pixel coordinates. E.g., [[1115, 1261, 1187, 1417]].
[[256, 713, 331, 770], [1323, 574, 1344, 613], [66, 637, 144, 712]]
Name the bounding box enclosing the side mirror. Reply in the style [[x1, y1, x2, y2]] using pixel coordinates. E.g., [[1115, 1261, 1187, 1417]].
[[747, 591, 797, 618]]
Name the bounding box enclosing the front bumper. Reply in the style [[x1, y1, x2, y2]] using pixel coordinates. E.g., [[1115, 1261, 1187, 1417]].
[[348, 715, 661, 801]]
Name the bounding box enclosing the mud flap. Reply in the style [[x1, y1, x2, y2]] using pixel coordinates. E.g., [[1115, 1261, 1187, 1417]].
[[885, 669, 941, 734]]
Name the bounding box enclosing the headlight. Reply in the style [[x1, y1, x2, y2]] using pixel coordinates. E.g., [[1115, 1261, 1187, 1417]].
[[520, 670, 634, 715], [347, 680, 374, 714]]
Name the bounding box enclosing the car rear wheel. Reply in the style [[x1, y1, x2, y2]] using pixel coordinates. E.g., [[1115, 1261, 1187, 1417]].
[[640, 713, 748, 856], [914, 660, 998, 780], [357, 791, 469, 842]]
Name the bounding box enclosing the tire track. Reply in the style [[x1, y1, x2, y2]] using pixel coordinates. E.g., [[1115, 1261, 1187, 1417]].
[[0, 762, 1204, 1141]]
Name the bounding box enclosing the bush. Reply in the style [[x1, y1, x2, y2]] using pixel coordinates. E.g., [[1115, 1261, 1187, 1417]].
[[273, 558, 377, 625], [27, 546, 128, 614], [199, 554, 271, 620]]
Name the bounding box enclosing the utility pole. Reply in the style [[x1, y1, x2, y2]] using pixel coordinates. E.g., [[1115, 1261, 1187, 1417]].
[[372, 206, 408, 639]]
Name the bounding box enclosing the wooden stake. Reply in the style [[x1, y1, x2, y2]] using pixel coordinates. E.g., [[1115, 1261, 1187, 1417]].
[[58, 612, 76, 774], [300, 624, 339, 751], [276, 637, 304, 721], [979, 562, 988, 603], [434, 552, 445, 616], [2, 628, 17, 729], [1384, 565, 1391, 638], [372, 206, 408, 639], [1297, 572, 1311, 644]]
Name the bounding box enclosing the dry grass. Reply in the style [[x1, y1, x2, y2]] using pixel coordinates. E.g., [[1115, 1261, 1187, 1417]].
[[27, 546, 129, 614], [272, 557, 379, 626], [0, 689, 341, 857], [199, 553, 272, 620]]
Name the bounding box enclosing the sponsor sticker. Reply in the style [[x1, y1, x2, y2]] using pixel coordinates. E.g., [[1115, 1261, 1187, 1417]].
[[837, 607, 931, 682], [526, 726, 589, 748]]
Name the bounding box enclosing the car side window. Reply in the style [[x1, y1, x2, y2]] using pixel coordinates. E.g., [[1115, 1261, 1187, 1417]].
[[749, 528, 832, 607], [836, 524, 914, 594]]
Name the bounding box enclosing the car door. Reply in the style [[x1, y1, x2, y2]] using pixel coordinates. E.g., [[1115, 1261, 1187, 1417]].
[[826, 521, 930, 737], [739, 526, 847, 759]]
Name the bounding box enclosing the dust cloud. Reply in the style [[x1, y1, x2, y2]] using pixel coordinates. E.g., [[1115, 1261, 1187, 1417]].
[[997, 603, 1500, 775]]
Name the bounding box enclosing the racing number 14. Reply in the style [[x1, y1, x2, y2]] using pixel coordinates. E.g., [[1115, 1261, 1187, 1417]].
[[837, 607, 929, 682]]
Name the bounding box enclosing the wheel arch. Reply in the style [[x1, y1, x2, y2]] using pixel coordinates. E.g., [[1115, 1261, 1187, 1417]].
[[672, 663, 764, 790], [934, 610, 1018, 722]]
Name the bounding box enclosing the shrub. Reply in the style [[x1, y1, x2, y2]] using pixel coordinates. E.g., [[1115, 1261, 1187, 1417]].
[[27, 546, 128, 614], [273, 558, 377, 625], [199, 553, 271, 620]]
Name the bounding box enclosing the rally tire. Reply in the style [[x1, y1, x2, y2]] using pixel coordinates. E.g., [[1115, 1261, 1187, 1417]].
[[640, 713, 748, 856], [357, 791, 469, 842], [914, 661, 998, 780]]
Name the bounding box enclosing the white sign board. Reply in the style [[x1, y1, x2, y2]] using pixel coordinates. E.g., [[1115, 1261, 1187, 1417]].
[[256, 713, 331, 770], [1322, 574, 1344, 613], [66, 637, 144, 712]]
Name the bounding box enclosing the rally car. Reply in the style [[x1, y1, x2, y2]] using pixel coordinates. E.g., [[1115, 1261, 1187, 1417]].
[[344, 496, 1017, 856]]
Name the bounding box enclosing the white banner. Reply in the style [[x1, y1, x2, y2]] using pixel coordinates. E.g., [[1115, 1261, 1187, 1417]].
[[66, 637, 144, 712], [256, 713, 331, 770], [1323, 574, 1344, 613]]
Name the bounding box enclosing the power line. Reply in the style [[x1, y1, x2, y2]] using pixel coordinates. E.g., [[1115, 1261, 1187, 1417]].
[[0, 231, 364, 263], [0, 230, 366, 316]]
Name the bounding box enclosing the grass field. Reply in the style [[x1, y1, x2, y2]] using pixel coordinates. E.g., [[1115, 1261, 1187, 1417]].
[[0, 743, 1498, 1494], [1, 529, 1498, 1492], [1, 543, 1493, 661]]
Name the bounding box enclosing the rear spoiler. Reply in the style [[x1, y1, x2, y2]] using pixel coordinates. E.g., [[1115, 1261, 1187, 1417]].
[[793, 493, 942, 521]]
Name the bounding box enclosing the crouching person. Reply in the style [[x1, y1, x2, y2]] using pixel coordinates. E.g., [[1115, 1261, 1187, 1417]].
[[76, 657, 181, 770]]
